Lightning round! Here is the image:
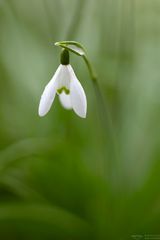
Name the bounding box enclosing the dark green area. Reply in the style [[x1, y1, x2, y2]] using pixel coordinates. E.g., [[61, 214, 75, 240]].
[[60, 49, 70, 65], [57, 87, 70, 95]]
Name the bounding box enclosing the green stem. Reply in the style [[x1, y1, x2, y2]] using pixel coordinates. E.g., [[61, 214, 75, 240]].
[[83, 54, 118, 178], [83, 55, 97, 82]]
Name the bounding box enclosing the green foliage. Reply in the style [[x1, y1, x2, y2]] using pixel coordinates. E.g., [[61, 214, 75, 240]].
[[0, 0, 160, 239]]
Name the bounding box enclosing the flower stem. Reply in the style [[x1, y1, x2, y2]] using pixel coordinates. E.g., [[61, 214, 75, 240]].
[[83, 55, 97, 82], [83, 54, 118, 178]]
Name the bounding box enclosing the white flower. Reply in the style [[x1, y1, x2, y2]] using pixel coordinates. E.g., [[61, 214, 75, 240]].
[[38, 64, 87, 118]]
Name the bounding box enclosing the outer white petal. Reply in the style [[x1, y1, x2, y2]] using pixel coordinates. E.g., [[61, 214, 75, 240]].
[[38, 65, 61, 117], [59, 92, 72, 110], [68, 65, 87, 118]]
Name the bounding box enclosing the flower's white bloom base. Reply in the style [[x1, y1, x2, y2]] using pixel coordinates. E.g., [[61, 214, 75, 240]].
[[38, 64, 87, 118]]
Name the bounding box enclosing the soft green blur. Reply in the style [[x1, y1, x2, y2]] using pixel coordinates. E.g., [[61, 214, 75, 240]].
[[0, 0, 160, 239]]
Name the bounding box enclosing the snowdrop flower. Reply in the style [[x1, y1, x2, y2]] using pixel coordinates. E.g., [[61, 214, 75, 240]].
[[38, 49, 87, 118]]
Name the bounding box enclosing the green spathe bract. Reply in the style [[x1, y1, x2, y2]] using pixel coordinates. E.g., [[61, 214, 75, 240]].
[[55, 41, 86, 56]]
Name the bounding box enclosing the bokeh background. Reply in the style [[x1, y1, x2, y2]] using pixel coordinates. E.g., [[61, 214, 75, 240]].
[[0, 0, 160, 239]]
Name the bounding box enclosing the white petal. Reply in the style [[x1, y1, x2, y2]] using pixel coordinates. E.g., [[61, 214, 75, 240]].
[[56, 64, 71, 90], [68, 66, 87, 118], [38, 65, 61, 117], [59, 92, 72, 110]]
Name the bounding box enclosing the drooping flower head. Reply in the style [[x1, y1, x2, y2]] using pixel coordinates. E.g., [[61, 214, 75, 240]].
[[38, 49, 87, 118]]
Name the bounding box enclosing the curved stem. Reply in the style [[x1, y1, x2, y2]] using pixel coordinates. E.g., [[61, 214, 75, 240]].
[[83, 55, 97, 82], [83, 55, 118, 178]]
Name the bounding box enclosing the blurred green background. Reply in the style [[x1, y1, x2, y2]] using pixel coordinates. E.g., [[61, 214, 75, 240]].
[[0, 0, 160, 239]]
